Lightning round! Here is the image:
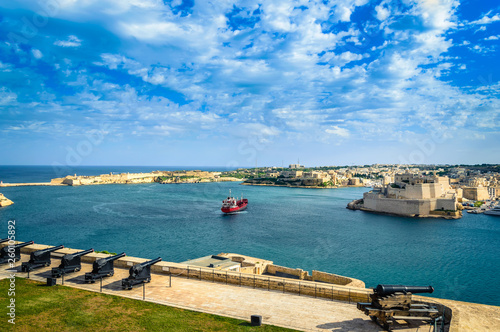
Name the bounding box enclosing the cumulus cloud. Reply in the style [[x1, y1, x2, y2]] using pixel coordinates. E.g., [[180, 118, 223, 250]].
[[485, 35, 499, 41], [54, 35, 82, 47], [325, 126, 350, 138], [470, 11, 500, 25], [0, 0, 498, 164], [31, 49, 43, 59]]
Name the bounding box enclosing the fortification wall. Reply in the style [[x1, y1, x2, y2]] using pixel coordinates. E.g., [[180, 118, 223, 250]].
[[363, 193, 432, 215], [266, 264, 308, 279], [309, 270, 365, 288]]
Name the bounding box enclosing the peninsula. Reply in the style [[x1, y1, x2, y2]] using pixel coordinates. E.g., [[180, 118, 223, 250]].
[[0, 170, 241, 187], [0, 193, 13, 207]]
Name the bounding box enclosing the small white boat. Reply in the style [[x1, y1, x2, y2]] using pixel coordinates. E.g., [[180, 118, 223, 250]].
[[484, 205, 500, 216]]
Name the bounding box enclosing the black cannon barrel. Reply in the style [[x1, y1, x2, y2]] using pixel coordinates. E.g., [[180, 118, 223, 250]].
[[64, 248, 94, 259], [374, 284, 434, 296], [136, 257, 162, 269], [129, 257, 162, 276], [95, 252, 126, 267], [33, 245, 64, 257], [0, 238, 9, 244], [13, 241, 34, 249]]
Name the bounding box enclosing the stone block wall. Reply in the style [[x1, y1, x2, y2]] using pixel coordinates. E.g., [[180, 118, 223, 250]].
[[309, 270, 365, 288], [265, 264, 308, 279]]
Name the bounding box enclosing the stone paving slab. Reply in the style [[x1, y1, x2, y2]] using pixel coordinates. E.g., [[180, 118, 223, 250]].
[[0, 255, 438, 332]]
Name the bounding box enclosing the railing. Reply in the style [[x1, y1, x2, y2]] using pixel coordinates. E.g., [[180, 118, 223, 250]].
[[160, 265, 372, 304]]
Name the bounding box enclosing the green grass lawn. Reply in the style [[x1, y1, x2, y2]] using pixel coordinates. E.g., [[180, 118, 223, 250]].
[[0, 278, 296, 332]]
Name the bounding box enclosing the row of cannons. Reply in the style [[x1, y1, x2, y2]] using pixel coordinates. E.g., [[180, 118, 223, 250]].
[[0, 239, 162, 290]]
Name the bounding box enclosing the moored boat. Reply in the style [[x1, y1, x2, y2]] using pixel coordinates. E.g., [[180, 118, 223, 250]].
[[221, 190, 248, 214], [484, 205, 500, 216]]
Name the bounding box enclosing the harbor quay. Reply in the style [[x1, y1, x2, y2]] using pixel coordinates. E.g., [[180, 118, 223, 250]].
[[1, 242, 499, 331]]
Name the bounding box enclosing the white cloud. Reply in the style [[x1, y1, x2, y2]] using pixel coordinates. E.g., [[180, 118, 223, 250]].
[[470, 12, 500, 25], [485, 35, 499, 41], [0, 88, 17, 105], [31, 49, 43, 59], [325, 126, 350, 138], [375, 4, 390, 21], [1, 0, 498, 162], [54, 35, 82, 47]]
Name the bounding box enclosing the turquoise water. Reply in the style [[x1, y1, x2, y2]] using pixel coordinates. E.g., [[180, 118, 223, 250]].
[[0, 169, 499, 306]]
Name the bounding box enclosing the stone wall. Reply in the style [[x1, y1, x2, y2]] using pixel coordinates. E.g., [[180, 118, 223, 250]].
[[363, 192, 458, 217], [265, 264, 308, 279], [309, 270, 365, 288], [463, 187, 489, 201]]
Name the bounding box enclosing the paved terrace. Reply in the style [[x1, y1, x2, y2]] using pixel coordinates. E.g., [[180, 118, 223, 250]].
[[0, 254, 446, 332]]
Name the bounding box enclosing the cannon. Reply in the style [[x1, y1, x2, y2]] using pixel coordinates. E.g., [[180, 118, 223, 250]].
[[85, 252, 126, 282], [51, 248, 94, 278], [0, 241, 34, 264], [374, 285, 434, 297], [122, 257, 162, 290], [357, 284, 440, 331], [0, 238, 9, 244], [21, 245, 64, 272]]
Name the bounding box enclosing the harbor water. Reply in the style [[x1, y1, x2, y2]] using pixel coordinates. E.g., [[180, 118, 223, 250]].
[[0, 166, 498, 306]]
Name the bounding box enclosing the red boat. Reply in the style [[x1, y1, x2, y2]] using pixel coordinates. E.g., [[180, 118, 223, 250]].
[[221, 190, 248, 213]]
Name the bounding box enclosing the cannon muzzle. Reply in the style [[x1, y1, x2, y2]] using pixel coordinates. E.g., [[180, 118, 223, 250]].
[[374, 284, 434, 296], [95, 252, 126, 268], [33, 245, 64, 257], [13, 241, 34, 249], [136, 257, 162, 269], [65, 248, 94, 260]]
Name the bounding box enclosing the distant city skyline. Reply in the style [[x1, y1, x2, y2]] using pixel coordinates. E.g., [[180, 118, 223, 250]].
[[0, 1, 499, 167]]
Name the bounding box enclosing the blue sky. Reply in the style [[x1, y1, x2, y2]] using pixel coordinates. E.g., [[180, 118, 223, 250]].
[[0, 0, 499, 167]]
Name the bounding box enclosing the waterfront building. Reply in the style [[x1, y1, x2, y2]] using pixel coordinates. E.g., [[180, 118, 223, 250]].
[[462, 186, 490, 201]]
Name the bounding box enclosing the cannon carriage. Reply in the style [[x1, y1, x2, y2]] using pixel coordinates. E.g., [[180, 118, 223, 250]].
[[357, 285, 441, 331], [0, 241, 34, 264], [51, 248, 94, 278], [85, 252, 126, 282], [122, 257, 162, 290], [21, 245, 64, 272]]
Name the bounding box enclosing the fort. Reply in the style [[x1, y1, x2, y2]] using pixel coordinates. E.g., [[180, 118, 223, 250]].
[[348, 173, 463, 218]]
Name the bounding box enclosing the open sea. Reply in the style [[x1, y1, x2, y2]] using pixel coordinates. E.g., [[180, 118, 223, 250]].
[[0, 165, 499, 306]]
